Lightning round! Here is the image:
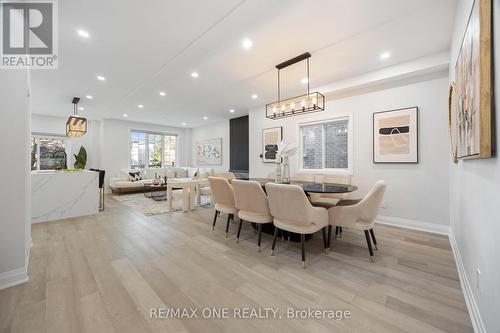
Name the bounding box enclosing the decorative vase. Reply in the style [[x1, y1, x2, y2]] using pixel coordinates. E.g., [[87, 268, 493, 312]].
[[282, 155, 290, 184], [275, 154, 282, 183]]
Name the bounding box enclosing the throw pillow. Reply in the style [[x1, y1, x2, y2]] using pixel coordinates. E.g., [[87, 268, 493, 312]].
[[128, 171, 143, 182], [187, 168, 199, 179], [176, 168, 188, 178], [166, 168, 176, 178]]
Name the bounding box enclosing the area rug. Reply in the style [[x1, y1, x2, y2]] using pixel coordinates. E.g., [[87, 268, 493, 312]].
[[111, 192, 211, 216]]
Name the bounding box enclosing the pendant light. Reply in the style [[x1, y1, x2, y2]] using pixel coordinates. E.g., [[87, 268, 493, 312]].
[[66, 97, 87, 137], [266, 52, 325, 119]]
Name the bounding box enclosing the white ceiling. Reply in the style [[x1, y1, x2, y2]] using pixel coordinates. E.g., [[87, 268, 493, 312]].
[[31, 0, 457, 127]]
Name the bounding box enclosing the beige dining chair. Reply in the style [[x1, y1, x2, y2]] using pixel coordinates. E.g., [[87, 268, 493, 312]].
[[194, 178, 212, 206], [309, 174, 352, 239], [327, 180, 386, 262], [213, 171, 236, 182], [309, 174, 352, 208], [232, 180, 273, 252], [292, 173, 315, 182], [265, 183, 329, 268], [208, 177, 238, 238]]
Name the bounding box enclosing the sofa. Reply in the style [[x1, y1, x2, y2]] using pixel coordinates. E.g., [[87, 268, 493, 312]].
[[109, 167, 214, 194]]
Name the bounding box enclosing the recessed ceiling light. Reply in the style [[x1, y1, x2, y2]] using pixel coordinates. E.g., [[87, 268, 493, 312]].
[[242, 38, 253, 50], [229, 109, 235, 113], [77, 29, 90, 38], [182, 122, 187, 126], [97, 75, 106, 81], [78, 107, 84, 111], [252, 94, 258, 99], [137, 104, 144, 108], [85, 95, 93, 99], [159, 91, 166, 96], [203, 116, 208, 120], [380, 52, 391, 60], [122, 113, 128, 118], [191, 72, 199, 78], [301, 78, 309, 84]]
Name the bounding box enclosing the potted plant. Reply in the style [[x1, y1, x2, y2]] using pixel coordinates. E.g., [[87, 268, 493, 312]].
[[74, 146, 87, 169]]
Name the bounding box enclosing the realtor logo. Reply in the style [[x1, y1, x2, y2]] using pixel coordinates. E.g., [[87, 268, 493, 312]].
[[1, 0, 58, 69]]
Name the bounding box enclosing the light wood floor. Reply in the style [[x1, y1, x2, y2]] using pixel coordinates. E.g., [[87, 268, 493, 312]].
[[0, 196, 472, 333]]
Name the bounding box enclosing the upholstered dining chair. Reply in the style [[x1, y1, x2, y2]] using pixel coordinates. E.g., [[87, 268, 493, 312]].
[[232, 180, 273, 252], [291, 173, 315, 182], [309, 174, 352, 208], [208, 177, 238, 238], [309, 174, 352, 238], [327, 180, 386, 262], [195, 178, 212, 206], [265, 183, 329, 268], [213, 171, 236, 182]]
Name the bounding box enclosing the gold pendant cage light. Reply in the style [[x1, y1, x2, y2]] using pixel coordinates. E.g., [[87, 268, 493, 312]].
[[66, 97, 87, 137]]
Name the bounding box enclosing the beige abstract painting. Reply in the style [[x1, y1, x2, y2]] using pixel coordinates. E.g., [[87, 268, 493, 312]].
[[378, 115, 410, 155], [373, 107, 418, 163], [454, 0, 492, 159]]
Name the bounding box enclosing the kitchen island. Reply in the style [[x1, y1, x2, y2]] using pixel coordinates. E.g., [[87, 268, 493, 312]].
[[31, 170, 99, 223]]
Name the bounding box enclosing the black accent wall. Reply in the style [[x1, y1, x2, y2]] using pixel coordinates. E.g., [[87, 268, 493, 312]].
[[229, 115, 249, 173]]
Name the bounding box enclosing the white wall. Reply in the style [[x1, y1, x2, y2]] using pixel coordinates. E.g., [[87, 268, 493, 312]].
[[448, 1, 500, 332], [249, 76, 450, 230], [100, 119, 191, 185], [190, 120, 230, 172], [31, 114, 101, 169], [0, 70, 30, 289]]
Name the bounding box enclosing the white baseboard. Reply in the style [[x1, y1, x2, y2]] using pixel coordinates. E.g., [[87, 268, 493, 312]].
[[449, 232, 486, 333], [0, 239, 31, 291], [375, 215, 450, 235], [0, 266, 28, 291]]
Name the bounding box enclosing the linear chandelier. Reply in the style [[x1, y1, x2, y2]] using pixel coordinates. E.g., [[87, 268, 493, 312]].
[[66, 97, 87, 137], [266, 52, 325, 120]]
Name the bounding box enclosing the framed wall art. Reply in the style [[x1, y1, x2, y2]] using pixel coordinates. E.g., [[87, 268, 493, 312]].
[[454, 0, 492, 159], [373, 107, 418, 163], [196, 138, 222, 166], [262, 126, 282, 163]]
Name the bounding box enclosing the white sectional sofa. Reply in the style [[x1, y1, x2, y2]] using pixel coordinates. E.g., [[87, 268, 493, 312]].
[[109, 167, 214, 193]]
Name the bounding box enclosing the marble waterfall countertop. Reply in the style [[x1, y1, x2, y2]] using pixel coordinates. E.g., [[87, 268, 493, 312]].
[[31, 170, 99, 223]]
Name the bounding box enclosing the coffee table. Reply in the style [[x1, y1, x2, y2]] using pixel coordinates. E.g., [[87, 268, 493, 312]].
[[143, 182, 168, 201]]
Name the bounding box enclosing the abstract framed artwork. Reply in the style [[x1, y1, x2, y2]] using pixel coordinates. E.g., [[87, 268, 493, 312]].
[[196, 138, 222, 166], [373, 107, 418, 164], [262, 126, 282, 163], [454, 0, 492, 160]]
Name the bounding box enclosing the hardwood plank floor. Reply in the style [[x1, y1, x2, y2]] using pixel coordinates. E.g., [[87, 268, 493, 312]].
[[0, 196, 473, 333]]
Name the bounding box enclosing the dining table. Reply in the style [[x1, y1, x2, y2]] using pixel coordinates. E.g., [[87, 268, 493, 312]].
[[248, 178, 358, 195], [243, 178, 358, 241]]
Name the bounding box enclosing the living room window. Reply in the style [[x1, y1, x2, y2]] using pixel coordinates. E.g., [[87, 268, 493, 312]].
[[31, 136, 67, 171], [130, 130, 177, 169], [299, 115, 353, 173]]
